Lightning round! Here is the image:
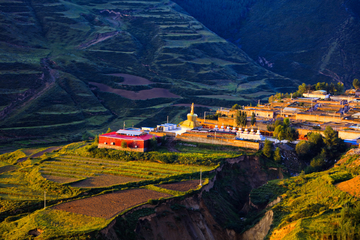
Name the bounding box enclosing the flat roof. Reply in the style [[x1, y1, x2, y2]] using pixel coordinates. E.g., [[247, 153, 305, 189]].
[[100, 132, 156, 141], [116, 129, 143, 136]]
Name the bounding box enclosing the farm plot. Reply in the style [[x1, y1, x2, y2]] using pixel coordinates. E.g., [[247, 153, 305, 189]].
[[70, 174, 142, 188], [157, 180, 201, 192], [107, 73, 153, 85], [0, 170, 76, 201], [40, 155, 211, 187], [53, 189, 170, 219], [89, 82, 180, 100]]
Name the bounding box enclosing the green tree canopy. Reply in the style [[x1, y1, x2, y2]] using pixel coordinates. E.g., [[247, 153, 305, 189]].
[[231, 104, 240, 110], [251, 112, 256, 125], [284, 127, 298, 142], [296, 140, 312, 158], [274, 147, 281, 162], [353, 79, 360, 89], [262, 139, 273, 158], [283, 118, 290, 128], [273, 125, 285, 141], [307, 132, 324, 150], [236, 111, 247, 127]]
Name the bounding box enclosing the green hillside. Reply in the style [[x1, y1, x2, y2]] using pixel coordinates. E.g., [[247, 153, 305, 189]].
[[0, 0, 299, 144], [248, 148, 360, 239], [173, 0, 360, 87]]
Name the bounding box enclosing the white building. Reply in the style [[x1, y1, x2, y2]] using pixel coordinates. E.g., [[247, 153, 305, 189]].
[[236, 128, 265, 141]]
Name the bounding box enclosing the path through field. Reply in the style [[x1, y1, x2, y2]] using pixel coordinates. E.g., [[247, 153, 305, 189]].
[[30, 146, 62, 158], [53, 189, 170, 219]]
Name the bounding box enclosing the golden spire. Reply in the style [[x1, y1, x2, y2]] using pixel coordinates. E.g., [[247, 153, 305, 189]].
[[191, 103, 194, 115]]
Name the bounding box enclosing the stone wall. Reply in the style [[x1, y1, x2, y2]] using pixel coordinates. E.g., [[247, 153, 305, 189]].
[[176, 136, 260, 150], [98, 144, 146, 152], [296, 113, 342, 122]]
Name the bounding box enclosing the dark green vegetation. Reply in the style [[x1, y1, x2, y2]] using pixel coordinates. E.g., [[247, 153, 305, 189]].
[[0, 0, 297, 145], [236, 110, 247, 127], [296, 126, 346, 173], [174, 0, 360, 86]]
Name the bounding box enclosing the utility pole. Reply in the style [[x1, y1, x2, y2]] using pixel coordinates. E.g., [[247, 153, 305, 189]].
[[123, 121, 125, 129], [199, 168, 202, 186], [167, 116, 169, 124], [44, 191, 46, 209]]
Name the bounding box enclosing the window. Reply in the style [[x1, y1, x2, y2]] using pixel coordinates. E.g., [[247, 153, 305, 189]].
[[111, 142, 115, 145], [104, 142, 107, 145]]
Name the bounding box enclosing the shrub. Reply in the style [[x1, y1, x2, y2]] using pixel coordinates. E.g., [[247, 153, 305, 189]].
[[121, 141, 127, 148]]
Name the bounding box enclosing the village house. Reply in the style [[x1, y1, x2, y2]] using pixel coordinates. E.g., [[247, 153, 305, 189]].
[[98, 129, 160, 152]]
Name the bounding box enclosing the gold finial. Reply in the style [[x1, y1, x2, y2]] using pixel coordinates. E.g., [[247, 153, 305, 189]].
[[191, 103, 194, 115]]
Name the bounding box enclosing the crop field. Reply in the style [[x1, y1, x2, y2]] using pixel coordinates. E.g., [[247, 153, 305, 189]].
[[40, 155, 213, 187], [89, 82, 181, 100], [157, 180, 201, 192], [70, 174, 142, 188], [107, 73, 154, 85], [53, 189, 171, 219]]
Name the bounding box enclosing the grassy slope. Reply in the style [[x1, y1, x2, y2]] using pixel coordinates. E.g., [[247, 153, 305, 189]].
[[0, 0, 298, 144], [249, 148, 360, 239]]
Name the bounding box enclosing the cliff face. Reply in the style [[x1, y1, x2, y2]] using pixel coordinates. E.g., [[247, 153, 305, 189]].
[[101, 155, 283, 240]]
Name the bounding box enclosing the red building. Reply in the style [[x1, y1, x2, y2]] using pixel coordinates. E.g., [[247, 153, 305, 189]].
[[98, 129, 159, 152]]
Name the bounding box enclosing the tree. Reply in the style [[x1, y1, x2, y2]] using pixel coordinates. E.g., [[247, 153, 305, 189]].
[[236, 111, 247, 127], [324, 126, 346, 159], [353, 79, 360, 89], [273, 125, 285, 141], [307, 132, 324, 151], [324, 126, 339, 149], [284, 127, 298, 142], [268, 95, 274, 103], [274, 119, 283, 128], [121, 141, 127, 148], [251, 112, 256, 125], [94, 135, 99, 144], [296, 140, 312, 159], [106, 128, 112, 133], [231, 104, 240, 110], [262, 139, 273, 158], [297, 83, 307, 95], [335, 82, 344, 95], [274, 147, 281, 162], [283, 118, 290, 128]]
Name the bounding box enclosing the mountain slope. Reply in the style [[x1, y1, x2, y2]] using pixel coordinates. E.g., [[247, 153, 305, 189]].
[[0, 0, 297, 142], [172, 0, 360, 87]]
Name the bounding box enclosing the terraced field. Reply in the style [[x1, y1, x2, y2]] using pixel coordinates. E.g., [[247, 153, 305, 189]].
[[53, 189, 170, 219], [40, 155, 213, 187], [0, 0, 300, 145]]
